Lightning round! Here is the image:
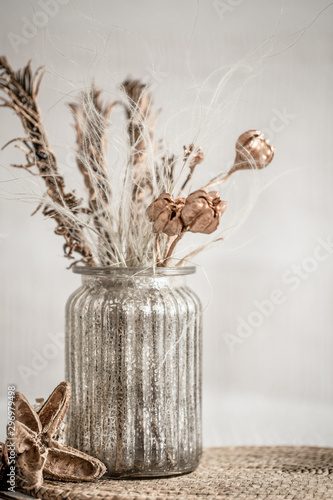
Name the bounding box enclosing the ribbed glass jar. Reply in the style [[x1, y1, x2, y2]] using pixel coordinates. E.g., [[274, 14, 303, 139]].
[[65, 266, 202, 478]]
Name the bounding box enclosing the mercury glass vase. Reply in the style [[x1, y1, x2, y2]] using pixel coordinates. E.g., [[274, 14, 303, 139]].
[[65, 266, 202, 478]]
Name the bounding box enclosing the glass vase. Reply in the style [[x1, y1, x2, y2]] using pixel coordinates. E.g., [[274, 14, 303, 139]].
[[65, 266, 202, 477]]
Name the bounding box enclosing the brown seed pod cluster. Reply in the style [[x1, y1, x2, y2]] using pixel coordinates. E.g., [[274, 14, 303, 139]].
[[147, 189, 227, 236], [148, 128, 274, 265]]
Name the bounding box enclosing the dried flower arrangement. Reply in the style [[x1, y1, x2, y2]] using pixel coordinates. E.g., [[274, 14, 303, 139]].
[[0, 57, 274, 268], [0, 382, 106, 489]]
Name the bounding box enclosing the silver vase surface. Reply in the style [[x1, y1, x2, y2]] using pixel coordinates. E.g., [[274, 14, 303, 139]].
[[65, 266, 202, 478]]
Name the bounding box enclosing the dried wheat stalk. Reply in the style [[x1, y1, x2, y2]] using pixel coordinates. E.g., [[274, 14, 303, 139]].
[[121, 79, 175, 266], [122, 79, 155, 206], [68, 87, 120, 265]]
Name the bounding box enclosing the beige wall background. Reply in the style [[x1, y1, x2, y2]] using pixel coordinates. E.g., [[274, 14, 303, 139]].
[[0, 0, 332, 446]]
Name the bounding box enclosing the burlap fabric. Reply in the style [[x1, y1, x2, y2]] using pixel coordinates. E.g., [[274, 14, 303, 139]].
[[18, 446, 333, 499]]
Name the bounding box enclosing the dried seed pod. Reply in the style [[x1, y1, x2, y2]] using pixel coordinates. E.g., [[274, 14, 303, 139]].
[[181, 190, 227, 234], [147, 193, 185, 236], [233, 130, 275, 171], [2, 382, 106, 490], [3, 394, 47, 490]]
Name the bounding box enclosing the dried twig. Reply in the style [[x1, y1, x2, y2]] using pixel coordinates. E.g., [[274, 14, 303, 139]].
[[178, 144, 204, 194]]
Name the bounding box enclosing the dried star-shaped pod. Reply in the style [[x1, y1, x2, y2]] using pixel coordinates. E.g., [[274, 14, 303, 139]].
[[233, 130, 275, 172], [181, 190, 227, 234], [147, 193, 185, 236], [2, 382, 106, 490]]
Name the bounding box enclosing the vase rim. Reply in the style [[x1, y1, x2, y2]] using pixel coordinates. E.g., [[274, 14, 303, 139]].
[[72, 266, 196, 277]]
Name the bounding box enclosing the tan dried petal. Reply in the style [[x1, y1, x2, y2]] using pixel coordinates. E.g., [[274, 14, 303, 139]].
[[215, 199, 227, 216], [163, 211, 183, 236], [44, 443, 106, 482], [153, 208, 171, 233], [181, 200, 207, 227], [188, 207, 214, 233], [4, 421, 47, 490], [146, 194, 172, 222], [15, 392, 41, 434], [38, 381, 71, 437]]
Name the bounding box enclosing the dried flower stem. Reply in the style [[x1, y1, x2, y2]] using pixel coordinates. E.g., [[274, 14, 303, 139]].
[[178, 144, 204, 196], [176, 237, 224, 267], [163, 230, 187, 266], [203, 130, 275, 191], [122, 79, 155, 205], [202, 171, 231, 190], [155, 233, 162, 263], [122, 79, 156, 265]]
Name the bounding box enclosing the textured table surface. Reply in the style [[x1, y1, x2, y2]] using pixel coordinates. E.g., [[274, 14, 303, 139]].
[[1, 446, 333, 500]]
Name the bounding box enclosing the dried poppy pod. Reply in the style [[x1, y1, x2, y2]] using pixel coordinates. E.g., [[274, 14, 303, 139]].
[[147, 193, 185, 236], [233, 130, 275, 172], [181, 189, 227, 234]]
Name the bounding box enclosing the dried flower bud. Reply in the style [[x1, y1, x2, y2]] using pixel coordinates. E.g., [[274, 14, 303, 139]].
[[234, 130, 275, 170], [183, 144, 204, 168], [147, 193, 185, 236], [181, 190, 227, 234]]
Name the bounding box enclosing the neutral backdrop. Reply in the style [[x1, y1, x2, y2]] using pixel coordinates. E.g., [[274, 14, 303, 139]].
[[0, 0, 332, 447]]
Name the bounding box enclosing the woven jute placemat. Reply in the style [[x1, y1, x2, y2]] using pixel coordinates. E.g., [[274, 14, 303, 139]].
[[18, 446, 333, 499]]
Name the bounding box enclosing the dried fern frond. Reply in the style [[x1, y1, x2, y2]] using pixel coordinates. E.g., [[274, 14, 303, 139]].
[[0, 57, 94, 264]]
